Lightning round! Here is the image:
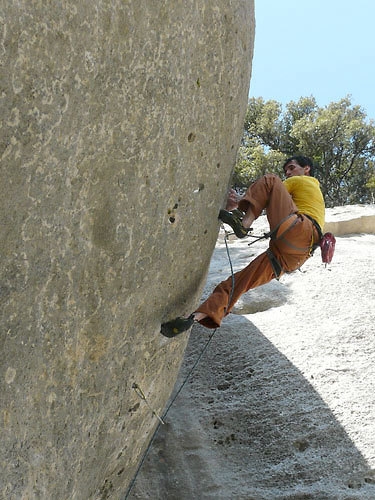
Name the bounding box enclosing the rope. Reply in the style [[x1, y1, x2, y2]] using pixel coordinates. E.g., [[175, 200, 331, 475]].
[[124, 332, 218, 500], [124, 228, 236, 499], [222, 225, 235, 310]]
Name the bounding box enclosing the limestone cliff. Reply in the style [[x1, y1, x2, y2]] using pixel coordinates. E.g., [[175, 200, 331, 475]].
[[0, 1, 255, 498]]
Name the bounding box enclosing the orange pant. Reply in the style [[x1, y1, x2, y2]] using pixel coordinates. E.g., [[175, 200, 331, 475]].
[[196, 174, 320, 328]]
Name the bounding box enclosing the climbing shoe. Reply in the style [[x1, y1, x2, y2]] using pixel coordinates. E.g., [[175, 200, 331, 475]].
[[218, 209, 250, 239], [160, 315, 195, 338]]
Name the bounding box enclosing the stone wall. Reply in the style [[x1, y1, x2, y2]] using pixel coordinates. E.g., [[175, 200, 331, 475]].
[[0, 1, 255, 498], [325, 214, 375, 235]]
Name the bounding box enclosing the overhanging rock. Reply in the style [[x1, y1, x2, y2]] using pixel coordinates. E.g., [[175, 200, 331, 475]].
[[0, 1, 255, 498]]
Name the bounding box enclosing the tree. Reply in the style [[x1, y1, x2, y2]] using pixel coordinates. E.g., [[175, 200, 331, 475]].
[[291, 97, 375, 205], [233, 145, 284, 187], [243, 98, 284, 150], [235, 95, 375, 206]]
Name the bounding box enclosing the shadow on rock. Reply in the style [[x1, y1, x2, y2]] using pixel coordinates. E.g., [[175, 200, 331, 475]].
[[127, 315, 375, 500]]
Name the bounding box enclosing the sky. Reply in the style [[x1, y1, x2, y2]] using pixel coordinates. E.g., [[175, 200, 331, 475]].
[[249, 0, 375, 120]]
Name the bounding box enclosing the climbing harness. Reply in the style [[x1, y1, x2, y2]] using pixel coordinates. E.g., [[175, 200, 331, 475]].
[[266, 248, 283, 280], [246, 213, 299, 246], [247, 213, 323, 279]]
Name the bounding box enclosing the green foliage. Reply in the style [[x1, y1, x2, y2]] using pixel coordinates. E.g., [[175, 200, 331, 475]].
[[235, 95, 375, 206], [233, 145, 284, 187]]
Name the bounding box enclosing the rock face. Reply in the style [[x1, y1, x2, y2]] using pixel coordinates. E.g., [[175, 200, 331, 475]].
[[0, 2, 254, 498]]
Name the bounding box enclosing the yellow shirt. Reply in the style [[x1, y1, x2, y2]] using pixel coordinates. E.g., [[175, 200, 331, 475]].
[[283, 176, 325, 229]]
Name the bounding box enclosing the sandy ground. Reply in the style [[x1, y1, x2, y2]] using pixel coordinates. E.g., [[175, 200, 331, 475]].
[[129, 206, 375, 500]]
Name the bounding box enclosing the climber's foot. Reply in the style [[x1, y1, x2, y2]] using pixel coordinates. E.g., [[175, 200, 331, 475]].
[[160, 314, 195, 338], [218, 209, 251, 239]]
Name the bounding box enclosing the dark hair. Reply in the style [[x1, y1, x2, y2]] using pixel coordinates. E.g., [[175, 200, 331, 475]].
[[283, 155, 315, 177]]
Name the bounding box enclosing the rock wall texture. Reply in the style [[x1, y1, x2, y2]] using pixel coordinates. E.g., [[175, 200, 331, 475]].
[[0, 1, 254, 498]]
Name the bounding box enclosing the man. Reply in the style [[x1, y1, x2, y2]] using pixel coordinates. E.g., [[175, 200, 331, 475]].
[[161, 155, 325, 337]]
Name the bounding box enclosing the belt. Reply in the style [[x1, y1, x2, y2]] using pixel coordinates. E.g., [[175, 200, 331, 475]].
[[303, 214, 323, 240]]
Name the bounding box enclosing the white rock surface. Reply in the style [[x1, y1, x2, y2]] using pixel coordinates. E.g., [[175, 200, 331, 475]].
[[130, 205, 375, 500]]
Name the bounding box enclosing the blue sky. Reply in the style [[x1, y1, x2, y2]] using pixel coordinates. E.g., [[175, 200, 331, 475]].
[[249, 0, 375, 120]]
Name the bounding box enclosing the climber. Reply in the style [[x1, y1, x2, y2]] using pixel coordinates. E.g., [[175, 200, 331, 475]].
[[161, 155, 325, 337]]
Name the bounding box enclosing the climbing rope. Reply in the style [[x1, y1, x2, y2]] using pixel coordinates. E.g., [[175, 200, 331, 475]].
[[124, 226, 236, 499], [223, 225, 236, 310], [124, 330, 218, 499]]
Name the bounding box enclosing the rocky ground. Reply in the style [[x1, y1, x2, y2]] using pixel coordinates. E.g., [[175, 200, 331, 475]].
[[128, 205, 375, 500]]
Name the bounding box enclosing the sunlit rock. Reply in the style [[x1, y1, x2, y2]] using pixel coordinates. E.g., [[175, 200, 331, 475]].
[[0, 1, 255, 497]]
